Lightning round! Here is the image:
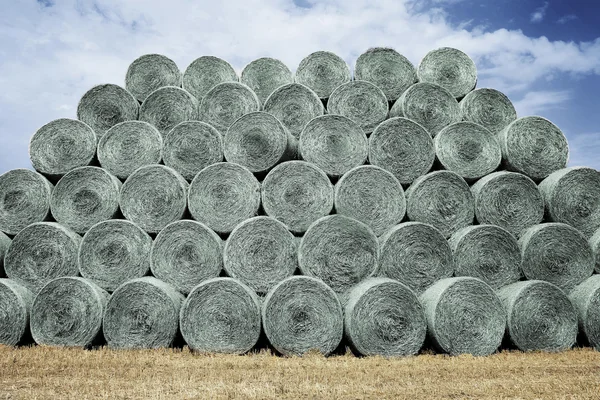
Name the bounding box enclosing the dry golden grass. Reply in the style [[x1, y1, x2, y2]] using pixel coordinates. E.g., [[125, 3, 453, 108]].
[[0, 345, 599, 399]]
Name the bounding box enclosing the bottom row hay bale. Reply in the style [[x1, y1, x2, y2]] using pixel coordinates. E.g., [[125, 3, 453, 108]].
[[0, 231, 10, 277], [569, 275, 600, 350], [180, 278, 261, 354], [0, 279, 33, 346]]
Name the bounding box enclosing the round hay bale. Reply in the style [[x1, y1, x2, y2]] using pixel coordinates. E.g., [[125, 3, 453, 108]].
[[405, 171, 474, 238], [499, 116, 568, 181], [471, 171, 544, 238], [334, 165, 406, 236], [139, 86, 198, 137], [354, 47, 417, 102], [378, 222, 453, 294], [224, 216, 296, 294], [150, 220, 222, 295], [498, 280, 578, 352], [223, 111, 296, 174], [198, 82, 260, 134], [327, 80, 389, 134], [120, 165, 188, 234], [298, 215, 379, 295], [261, 161, 333, 234], [299, 115, 368, 178], [569, 275, 600, 350], [0, 279, 33, 346], [417, 47, 477, 99], [262, 276, 343, 356], [51, 166, 121, 234], [449, 225, 521, 289], [97, 121, 163, 180], [77, 84, 139, 138], [162, 121, 223, 181], [4, 222, 80, 292], [295, 51, 351, 100], [0, 231, 10, 277], [103, 277, 184, 349], [30, 277, 109, 347], [125, 54, 182, 102], [460, 88, 517, 134], [180, 277, 261, 354], [29, 118, 97, 180], [182, 56, 238, 100], [520, 223, 594, 292], [78, 220, 152, 292], [241, 57, 293, 107], [0, 169, 53, 236], [188, 162, 261, 234], [589, 228, 600, 273], [419, 277, 505, 356], [263, 83, 324, 140], [539, 167, 600, 238], [390, 82, 461, 137], [434, 122, 501, 181]]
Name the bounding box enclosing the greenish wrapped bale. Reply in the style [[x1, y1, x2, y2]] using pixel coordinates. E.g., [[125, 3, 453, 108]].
[[569, 275, 600, 350], [295, 51, 351, 100], [183, 56, 238, 100], [125, 54, 182, 102], [241, 57, 293, 107], [139, 86, 198, 137], [0, 279, 33, 346], [417, 47, 477, 99], [460, 88, 517, 135], [198, 82, 260, 134]]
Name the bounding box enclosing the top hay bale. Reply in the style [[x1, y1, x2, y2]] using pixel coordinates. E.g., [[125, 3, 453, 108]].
[[417, 47, 477, 99], [183, 56, 238, 100], [241, 57, 293, 107], [295, 51, 351, 100], [125, 54, 182, 102], [460, 88, 517, 134], [198, 82, 260, 134], [139, 86, 198, 137]]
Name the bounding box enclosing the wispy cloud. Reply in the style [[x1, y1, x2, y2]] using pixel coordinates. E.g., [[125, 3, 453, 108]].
[[530, 2, 548, 23], [557, 14, 577, 24], [565, 132, 600, 169], [512, 90, 571, 116]]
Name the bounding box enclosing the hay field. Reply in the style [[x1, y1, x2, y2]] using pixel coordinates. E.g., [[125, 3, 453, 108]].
[[1, 346, 598, 399]]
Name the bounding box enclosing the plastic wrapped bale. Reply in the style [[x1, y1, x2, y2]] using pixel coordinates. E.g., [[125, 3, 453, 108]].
[[0, 279, 33, 346], [182, 56, 238, 100], [590, 228, 600, 273], [405, 171, 474, 238], [77, 84, 139, 138], [188, 162, 260, 235], [460, 88, 517, 134], [103, 277, 184, 349], [471, 171, 544, 238], [241, 57, 293, 107], [334, 165, 406, 236], [180, 277, 261, 354], [198, 82, 260, 134], [30, 277, 109, 347], [139, 86, 198, 137], [299, 115, 368, 178], [569, 275, 600, 350], [97, 121, 163, 180], [417, 47, 477, 99], [298, 215, 379, 295], [262, 276, 343, 356], [150, 220, 222, 295], [0, 169, 53, 236], [125, 54, 182, 102], [261, 161, 333, 234], [499, 116, 568, 181], [519, 223, 594, 292], [224, 217, 296, 294], [498, 280, 578, 352], [120, 165, 188, 234], [0, 231, 9, 277], [78, 220, 152, 292], [419, 277, 505, 356], [295, 51, 351, 100], [50, 167, 121, 234], [378, 222, 453, 294]]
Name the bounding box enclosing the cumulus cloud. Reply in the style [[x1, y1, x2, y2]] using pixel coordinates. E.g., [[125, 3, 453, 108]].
[[530, 2, 548, 23], [512, 90, 571, 116]]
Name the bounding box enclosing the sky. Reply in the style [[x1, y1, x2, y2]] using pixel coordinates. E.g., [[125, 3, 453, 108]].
[[1, 0, 600, 173]]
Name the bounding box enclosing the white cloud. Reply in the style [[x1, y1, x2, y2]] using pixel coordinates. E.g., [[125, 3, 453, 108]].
[[557, 14, 577, 24], [565, 132, 600, 169], [530, 2, 548, 23], [512, 90, 571, 116]]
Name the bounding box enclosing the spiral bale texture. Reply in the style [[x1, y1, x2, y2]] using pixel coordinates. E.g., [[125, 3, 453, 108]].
[[299, 115, 368, 178], [125, 54, 182, 102], [30, 277, 109, 347], [224, 217, 296, 294], [198, 82, 260, 134], [499, 116, 568, 181], [240, 57, 293, 107], [77, 84, 139, 138], [295, 51, 351, 100], [97, 121, 163, 180], [460, 88, 517, 134], [471, 171, 544, 238], [103, 277, 184, 349], [188, 162, 260, 234], [120, 165, 188, 234], [419, 277, 505, 356], [345, 277, 426, 357], [139, 86, 198, 137], [498, 280, 578, 352], [590, 228, 600, 273], [417, 47, 477, 99], [261, 161, 333, 234], [51, 167, 121, 234], [519, 223, 594, 292], [0, 169, 53, 236], [180, 278, 261, 354], [182, 56, 238, 100], [0, 279, 32, 346], [334, 165, 406, 236], [0, 231, 9, 277], [150, 220, 222, 295], [262, 276, 343, 356], [405, 171, 474, 238], [569, 275, 600, 350], [78, 220, 152, 292], [298, 215, 379, 295]]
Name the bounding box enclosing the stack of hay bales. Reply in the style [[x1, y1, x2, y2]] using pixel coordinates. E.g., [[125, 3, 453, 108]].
[[0, 47, 598, 357]]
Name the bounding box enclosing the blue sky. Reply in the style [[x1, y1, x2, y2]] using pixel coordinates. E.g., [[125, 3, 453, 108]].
[[1, 0, 599, 173]]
